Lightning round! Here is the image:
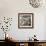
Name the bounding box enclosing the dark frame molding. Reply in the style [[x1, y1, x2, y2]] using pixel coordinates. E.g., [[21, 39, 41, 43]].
[[18, 13, 34, 29]]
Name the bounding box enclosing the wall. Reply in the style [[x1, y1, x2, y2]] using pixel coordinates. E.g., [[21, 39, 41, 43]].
[[0, 0, 46, 40]]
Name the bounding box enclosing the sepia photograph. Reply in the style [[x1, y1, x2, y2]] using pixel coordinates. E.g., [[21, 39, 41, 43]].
[[18, 13, 34, 28]]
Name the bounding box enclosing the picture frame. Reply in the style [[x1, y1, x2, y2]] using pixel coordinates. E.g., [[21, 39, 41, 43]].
[[18, 13, 34, 29]]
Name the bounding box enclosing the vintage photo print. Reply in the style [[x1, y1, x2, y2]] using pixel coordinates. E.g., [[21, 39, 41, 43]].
[[18, 13, 34, 29]]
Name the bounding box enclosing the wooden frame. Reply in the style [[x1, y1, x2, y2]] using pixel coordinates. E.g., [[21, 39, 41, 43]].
[[18, 13, 34, 29]]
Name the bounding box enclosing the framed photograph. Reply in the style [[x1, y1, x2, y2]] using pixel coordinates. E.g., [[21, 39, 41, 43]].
[[18, 13, 34, 29]]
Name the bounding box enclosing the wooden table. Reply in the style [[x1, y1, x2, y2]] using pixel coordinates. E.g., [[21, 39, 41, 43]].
[[13, 40, 46, 46], [5, 39, 46, 46]]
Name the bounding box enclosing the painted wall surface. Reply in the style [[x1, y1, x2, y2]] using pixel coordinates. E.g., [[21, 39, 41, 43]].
[[0, 0, 46, 40]]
